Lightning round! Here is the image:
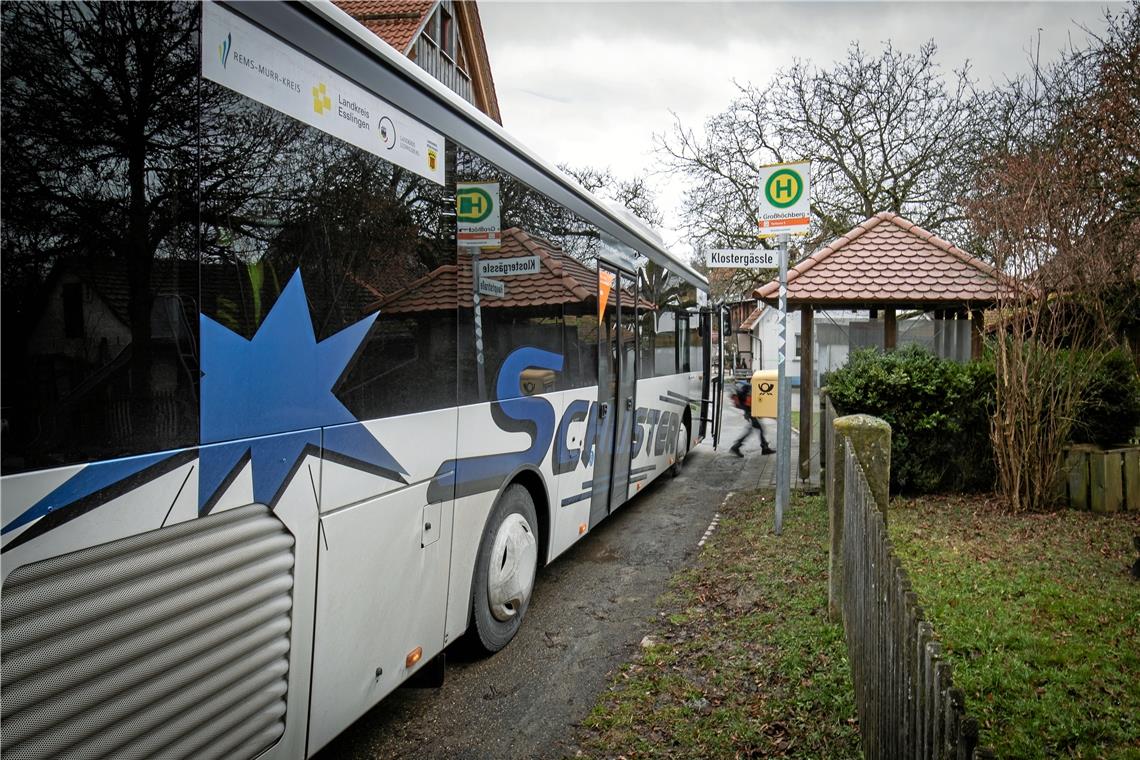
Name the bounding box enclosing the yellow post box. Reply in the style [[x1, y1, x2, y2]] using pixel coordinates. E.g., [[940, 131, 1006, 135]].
[[751, 370, 778, 418]]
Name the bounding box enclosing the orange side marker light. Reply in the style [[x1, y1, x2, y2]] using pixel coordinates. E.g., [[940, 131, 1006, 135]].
[[405, 647, 423, 669]]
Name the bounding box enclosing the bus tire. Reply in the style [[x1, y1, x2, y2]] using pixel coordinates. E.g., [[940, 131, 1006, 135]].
[[670, 422, 690, 477], [470, 483, 539, 653]]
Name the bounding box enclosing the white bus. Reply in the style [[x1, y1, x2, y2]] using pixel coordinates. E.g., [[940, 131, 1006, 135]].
[[0, 2, 725, 758]]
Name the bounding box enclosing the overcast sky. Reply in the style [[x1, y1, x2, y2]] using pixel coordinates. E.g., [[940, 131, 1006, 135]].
[[478, 1, 1120, 253]]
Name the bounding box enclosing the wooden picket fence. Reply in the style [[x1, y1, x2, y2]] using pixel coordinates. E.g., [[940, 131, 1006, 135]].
[[1062, 444, 1140, 512], [840, 439, 996, 759]]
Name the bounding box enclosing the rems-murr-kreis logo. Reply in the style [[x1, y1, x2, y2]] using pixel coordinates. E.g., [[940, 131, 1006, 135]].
[[218, 32, 232, 68]]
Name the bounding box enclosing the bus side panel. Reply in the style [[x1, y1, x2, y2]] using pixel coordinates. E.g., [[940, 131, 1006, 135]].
[[623, 374, 691, 504], [317, 411, 458, 514], [1, 454, 198, 580], [548, 388, 596, 563], [0, 436, 320, 760], [308, 410, 456, 754], [248, 441, 320, 760], [443, 396, 560, 644]]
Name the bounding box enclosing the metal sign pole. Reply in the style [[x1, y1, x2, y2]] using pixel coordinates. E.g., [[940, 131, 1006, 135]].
[[775, 233, 791, 535], [754, 159, 810, 536]]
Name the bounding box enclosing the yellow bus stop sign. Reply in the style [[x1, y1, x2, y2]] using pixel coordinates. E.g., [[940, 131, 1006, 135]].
[[756, 161, 811, 238]]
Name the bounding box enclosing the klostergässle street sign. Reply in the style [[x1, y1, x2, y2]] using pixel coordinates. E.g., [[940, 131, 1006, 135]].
[[706, 249, 777, 268], [756, 161, 811, 238]]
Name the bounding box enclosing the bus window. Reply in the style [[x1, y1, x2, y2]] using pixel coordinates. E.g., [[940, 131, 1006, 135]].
[[677, 313, 691, 373], [638, 309, 656, 378], [1, 2, 201, 473], [454, 146, 607, 403], [689, 315, 704, 375], [654, 311, 678, 376], [198, 83, 457, 426]]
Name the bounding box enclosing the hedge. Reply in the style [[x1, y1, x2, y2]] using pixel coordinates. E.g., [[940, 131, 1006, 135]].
[[825, 346, 995, 494]]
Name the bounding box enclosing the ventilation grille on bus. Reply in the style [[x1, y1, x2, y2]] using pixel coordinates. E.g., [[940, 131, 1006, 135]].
[[1, 503, 295, 760]]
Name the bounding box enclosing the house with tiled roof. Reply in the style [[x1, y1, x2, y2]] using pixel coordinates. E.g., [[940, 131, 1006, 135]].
[[335, 0, 502, 124]]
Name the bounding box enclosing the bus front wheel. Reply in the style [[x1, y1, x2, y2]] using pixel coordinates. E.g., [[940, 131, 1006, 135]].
[[470, 484, 539, 653]]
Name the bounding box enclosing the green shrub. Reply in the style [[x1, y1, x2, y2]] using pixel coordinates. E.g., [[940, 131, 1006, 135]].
[[1069, 348, 1140, 447], [826, 345, 995, 494]]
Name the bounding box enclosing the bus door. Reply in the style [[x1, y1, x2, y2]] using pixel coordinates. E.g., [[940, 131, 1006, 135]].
[[713, 305, 727, 448], [590, 264, 637, 527], [699, 306, 727, 448]]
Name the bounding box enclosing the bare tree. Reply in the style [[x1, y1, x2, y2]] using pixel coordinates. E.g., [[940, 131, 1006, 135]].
[[558, 164, 699, 308], [968, 4, 1140, 512], [657, 40, 987, 297], [559, 165, 664, 230]]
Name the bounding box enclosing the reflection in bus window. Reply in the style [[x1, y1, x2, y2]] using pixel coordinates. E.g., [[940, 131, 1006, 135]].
[[198, 87, 457, 425], [1, 2, 202, 472]]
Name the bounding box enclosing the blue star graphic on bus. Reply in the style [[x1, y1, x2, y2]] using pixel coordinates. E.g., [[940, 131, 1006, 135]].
[[199, 270, 406, 513]]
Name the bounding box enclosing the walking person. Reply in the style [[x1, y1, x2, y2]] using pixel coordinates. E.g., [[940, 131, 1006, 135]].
[[729, 379, 774, 457]]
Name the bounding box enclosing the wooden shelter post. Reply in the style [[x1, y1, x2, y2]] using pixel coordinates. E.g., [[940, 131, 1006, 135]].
[[970, 308, 984, 360], [884, 307, 897, 351], [799, 306, 814, 482], [933, 309, 944, 357]]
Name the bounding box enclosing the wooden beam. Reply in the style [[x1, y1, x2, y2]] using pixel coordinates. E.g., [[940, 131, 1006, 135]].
[[799, 306, 814, 482], [884, 307, 897, 351], [453, 1, 502, 124], [933, 309, 945, 358], [970, 308, 984, 360]]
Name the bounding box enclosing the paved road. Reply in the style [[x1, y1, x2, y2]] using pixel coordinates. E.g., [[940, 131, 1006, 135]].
[[314, 411, 777, 760]]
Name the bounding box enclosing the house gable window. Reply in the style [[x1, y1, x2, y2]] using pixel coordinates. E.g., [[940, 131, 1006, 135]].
[[439, 5, 454, 59]]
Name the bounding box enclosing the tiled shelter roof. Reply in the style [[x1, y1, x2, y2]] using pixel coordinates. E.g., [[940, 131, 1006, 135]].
[[378, 227, 648, 313], [754, 212, 1004, 308], [334, 0, 435, 54]]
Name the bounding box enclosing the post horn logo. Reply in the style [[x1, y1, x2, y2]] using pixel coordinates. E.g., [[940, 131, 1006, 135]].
[[218, 33, 231, 68]]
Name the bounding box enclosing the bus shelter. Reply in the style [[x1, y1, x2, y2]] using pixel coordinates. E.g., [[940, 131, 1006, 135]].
[[753, 212, 1005, 483]]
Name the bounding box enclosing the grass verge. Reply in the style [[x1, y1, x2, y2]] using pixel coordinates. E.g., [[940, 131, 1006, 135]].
[[889, 495, 1140, 759], [572, 493, 860, 759]]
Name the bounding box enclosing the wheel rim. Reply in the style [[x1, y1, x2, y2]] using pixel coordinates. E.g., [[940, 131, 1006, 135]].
[[487, 513, 538, 622]]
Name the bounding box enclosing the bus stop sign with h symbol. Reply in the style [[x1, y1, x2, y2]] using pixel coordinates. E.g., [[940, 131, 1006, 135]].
[[757, 162, 811, 238]]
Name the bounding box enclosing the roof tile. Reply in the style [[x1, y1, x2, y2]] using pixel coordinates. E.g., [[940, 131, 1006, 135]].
[[334, 0, 435, 54], [754, 212, 1007, 307]]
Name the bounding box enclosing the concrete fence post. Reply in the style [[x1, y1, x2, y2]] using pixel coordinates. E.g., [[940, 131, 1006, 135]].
[[829, 414, 891, 623]]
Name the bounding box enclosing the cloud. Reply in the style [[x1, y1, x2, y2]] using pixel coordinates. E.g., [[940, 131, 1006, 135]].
[[479, 1, 1121, 252]]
